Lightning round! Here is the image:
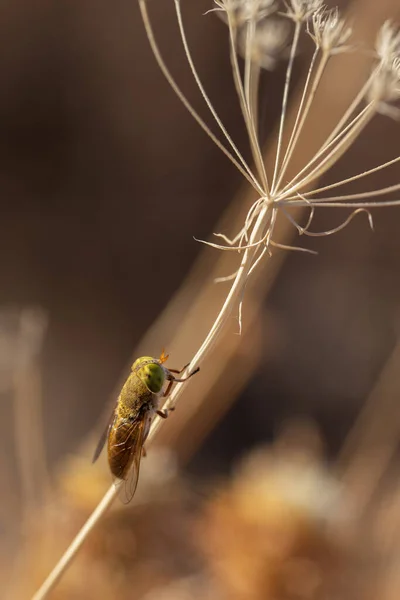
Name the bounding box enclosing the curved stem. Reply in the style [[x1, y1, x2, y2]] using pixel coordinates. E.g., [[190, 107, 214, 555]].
[[288, 155, 400, 198], [227, 15, 269, 192], [174, 0, 262, 192], [281, 102, 376, 198], [292, 181, 400, 203], [32, 485, 117, 600], [32, 202, 272, 599], [274, 48, 326, 192], [139, 0, 263, 194], [279, 198, 400, 208], [271, 20, 302, 193], [321, 66, 377, 150]]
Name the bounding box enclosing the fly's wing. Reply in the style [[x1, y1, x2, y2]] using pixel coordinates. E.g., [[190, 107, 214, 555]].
[[92, 406, 117, 464], [112, 412, 151, 504]]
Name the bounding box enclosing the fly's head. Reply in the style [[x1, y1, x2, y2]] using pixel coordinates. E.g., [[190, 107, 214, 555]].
[[132, 356, 166, 393]]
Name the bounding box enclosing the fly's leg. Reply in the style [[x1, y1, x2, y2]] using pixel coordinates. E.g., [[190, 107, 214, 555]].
[[160, 362, 199, 416], [156, 407, 175, 419], [162, 379, 174, 399], [142, 446, 147, 457], [167, 362, 190, 375], [169, 366, 200, 384]]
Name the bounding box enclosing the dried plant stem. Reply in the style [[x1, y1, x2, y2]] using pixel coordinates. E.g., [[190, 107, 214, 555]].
[[296, 181, 400, 202], [281, 101, 372, 195], [275, 46, 320, 189], [32, 203, 272, 600], [282, 101, 376, 196], [244, 22, 261, 138], [321, 67, 377, 150], [226, 15, 269, 190], [31, 485, 117, 600], [173, 0, 264, 192], [271, 20, 302, 192], [138, 0, 262, 194], [297, 155, 400, 197], [274, 49, 328, 191]]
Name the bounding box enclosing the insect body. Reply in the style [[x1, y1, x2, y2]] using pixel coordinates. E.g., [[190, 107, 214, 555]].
[[93, 352, 199, 502]]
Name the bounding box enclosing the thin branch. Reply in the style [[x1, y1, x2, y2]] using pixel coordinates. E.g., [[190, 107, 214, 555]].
[[321, 65, 378, 150], [212, 197, 264, 246], [138, 0, 263, 194], [214, 270, 239, 283], [274, 46, 325, 192], [281, 100, 374, 196], [227, 14, 270, 192], [282, 101, 377, 196], [271, 20, 302, 192], [32, 485, 118, 600], [289, 155, 400, 198], [281, 198, 400, 208], [174, 0, 261, 187], [32, 201, 274, 600], [295, 181, 400, 203], [270, 240, 318, 254]]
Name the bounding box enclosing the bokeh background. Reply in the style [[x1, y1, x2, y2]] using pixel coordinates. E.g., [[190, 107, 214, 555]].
[[1, 0, 400, 598]]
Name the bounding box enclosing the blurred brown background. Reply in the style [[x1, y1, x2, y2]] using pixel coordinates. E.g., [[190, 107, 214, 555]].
[[0, 0, 400, 552]]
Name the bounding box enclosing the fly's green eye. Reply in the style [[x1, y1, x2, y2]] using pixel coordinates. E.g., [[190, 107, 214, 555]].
[[137, 362, 165, 393], [132, 356, 154, 371]]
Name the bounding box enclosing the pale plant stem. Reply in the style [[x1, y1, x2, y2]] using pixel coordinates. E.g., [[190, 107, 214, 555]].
[[270, 240, 318, 254], [280, 102, 376, 198], [32, 485, 118, 600], [31, 203, 272, 600], [248, 208, 276, 278], [274, 48, 326, 191], [244, 21, 262, 144], [289, 181, 400, 203], [291, 106, 376, 189], [280, 67, 376, 195], [281, 199, 400, 208], [227, 16, 269, 192], [174, 0, 264, 193], [244, 19, 255, 110], [243, 14, 261, 132], [289, 155, 400, 198], [249, 62, 261, 135], [237, 207, 276, 333], [271, 20, 302, 193], [214, 197, 263, 247], [321, 66, 377, 150], [138, 0, 263, 194], [280, 103, 373, 195]]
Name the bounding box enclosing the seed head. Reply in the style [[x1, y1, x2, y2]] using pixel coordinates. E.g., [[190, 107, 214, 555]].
[[375, 20, 400, 66], [283, 0, 323, 24], [309, 7, 352, 54], [368, 57, 400, 119], [238, 17, 290, 69], [212, 0, 276, 27]]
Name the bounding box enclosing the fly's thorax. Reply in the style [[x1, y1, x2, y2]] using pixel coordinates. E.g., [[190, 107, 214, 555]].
[[131, 356, 166, 394], [118, 372, 154, 417]]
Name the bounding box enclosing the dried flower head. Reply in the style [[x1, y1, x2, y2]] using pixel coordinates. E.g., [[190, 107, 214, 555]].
[[283, 0, 323, 23], [368, 57, 400, 119], [375, 19, 400, 65], [211, 0, 276, 27], [138, 1, 400, 331], [237, 17, 290, 70], [309, 7, 353, 54]]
